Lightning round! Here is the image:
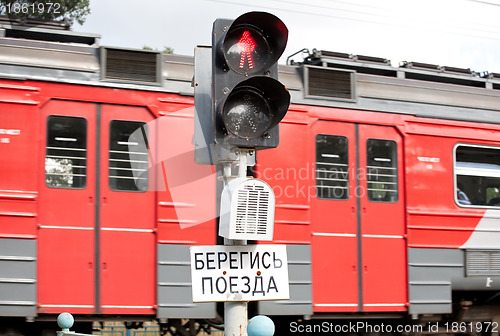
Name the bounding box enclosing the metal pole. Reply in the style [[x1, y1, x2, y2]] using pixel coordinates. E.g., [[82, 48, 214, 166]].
[[223, 150, 249, 336], [224, 236, 248, 336]]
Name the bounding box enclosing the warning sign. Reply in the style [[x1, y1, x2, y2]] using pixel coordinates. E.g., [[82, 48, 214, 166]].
[[190, 244, 289, 302]]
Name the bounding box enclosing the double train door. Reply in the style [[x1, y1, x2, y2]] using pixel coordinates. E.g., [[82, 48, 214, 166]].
[[38, 100, 155, 315], [311, 121, 407, 312]]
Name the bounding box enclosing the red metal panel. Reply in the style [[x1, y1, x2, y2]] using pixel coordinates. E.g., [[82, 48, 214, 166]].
[[257, 112, 311, 244], [99, 230, 155, 315], [272, 204, 310, 244], [0, 83, 40, 238], [407, 211, 481, 248], [37, 228, 95, 314], [312, 235, 359, 312], [99, 105, 155, 229], [155, 112, 216, 245], [404, 132, 484, 248], [99, 105, 156, 314], [0, 191, 38, 239], [0, 101, 39, 192], [405, 133, 456, 212], [361, 237, 407, 312], [38, 100, 97, 314], [310, 120, 357, 234], [358, 125, 405, 236]]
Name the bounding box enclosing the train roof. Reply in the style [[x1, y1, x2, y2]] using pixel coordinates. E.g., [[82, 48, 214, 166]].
[[2, 17, 500, 125]]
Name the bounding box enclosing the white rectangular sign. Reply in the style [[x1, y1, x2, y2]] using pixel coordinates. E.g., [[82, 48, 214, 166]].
[[190, 244, 289, 302]]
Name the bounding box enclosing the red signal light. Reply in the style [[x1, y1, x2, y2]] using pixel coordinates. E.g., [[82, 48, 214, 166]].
[[223, 27, 269, 75], [238, 30, 256, 69], [221, 11, 288, 76]]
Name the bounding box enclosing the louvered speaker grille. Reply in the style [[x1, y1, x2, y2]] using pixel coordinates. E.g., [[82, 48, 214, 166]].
[[235, 184, 271, 236], [466, 250, 500, 276], [104, 48, 158, 83]]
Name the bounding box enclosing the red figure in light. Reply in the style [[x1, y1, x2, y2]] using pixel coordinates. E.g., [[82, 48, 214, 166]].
[[238, 30, 256, 69]]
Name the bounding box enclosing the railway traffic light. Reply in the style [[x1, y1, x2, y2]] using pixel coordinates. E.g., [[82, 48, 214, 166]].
[[211, 11, 290, 150]]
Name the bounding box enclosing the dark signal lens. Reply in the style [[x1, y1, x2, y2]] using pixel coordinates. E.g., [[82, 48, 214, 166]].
[[223, 27, 272, 75], [222, 87, 272, 140]]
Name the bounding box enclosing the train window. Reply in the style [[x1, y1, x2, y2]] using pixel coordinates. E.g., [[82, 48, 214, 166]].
[[109, 120, 148, 192], [366, 139, 398, 202], [455, 145, 500, 207], [45, 116, 87, 189], [315, 134, 349, 200]]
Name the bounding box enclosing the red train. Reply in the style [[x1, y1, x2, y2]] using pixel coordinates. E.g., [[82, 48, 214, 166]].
[[1, 18, 500, 335]]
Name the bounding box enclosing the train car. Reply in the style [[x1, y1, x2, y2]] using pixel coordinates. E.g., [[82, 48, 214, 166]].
[[1, 17, 500, 335], [256, 50, 500, 332], [0, 17, 218, 335]]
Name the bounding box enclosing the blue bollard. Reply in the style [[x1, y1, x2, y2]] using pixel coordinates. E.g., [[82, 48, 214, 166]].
[[247, 315, 275, 336], [57, 313, 74, 332], [56, 313, 93, 336]]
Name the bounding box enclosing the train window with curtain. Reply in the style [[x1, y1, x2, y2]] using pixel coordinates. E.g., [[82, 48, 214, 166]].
[[315, 134, 349, 200], [109, 120, 148, 192], [45, 116, 87, 189], [366, 139, 398, 202], [455, 144, 500, 207]]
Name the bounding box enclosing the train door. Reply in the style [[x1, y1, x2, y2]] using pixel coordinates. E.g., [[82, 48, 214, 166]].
[[358, 124, 406, 312], [311, 120, 406, 313], [38, 101, 155, 315], [99, 105, 155, 314], [38, 100, 97, 314], [311, 121, 359, 312]]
